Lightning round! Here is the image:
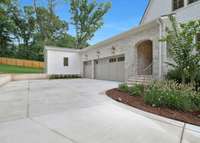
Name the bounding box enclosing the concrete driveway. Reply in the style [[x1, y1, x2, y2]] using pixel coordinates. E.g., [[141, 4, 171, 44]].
[[0, 79, 199, 143]]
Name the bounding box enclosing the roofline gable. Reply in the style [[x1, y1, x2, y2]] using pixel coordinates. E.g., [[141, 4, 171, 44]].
[[140, 0, 153, 25]]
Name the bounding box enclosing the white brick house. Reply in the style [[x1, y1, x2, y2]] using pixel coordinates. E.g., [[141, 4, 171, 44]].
[[45, 0, 200, 82]]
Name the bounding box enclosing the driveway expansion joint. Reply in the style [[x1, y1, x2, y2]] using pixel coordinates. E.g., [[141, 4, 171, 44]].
[[26, 80, 30, 118], [29, 118, 80, 143], [180, 123, 186, 143]]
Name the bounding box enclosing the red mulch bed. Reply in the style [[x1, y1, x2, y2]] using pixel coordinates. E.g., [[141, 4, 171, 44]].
[[106, 88, 200, 126]]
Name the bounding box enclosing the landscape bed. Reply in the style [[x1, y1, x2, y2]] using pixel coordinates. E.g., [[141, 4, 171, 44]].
[[106, 88, 200, 126]]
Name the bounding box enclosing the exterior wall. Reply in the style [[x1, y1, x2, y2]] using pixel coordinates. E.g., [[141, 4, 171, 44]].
[[142, 1, 200, 78], [46, 50, 81, 75], [126, 24, 160, 80], [142, 0, 200, 24], [80, 23, 160, 81], [45, 1, 200, 81], [175, 2, 200, 23], [80, 39, 128, 78], [142, 0, 171, 24]]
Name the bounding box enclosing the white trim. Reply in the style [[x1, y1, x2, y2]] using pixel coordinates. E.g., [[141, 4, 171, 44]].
[[157, 18, 164, 79], [184, 0, 188, 7], [172, 0, 200, 13], [140, 0, 154, 25], [45, 46, 81, 53]]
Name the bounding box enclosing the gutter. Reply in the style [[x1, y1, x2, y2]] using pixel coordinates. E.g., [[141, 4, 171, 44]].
[[157, 18, 164, 79]]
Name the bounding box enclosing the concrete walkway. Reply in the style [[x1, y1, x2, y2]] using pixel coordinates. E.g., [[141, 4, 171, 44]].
[[0, 79, 199, 143]]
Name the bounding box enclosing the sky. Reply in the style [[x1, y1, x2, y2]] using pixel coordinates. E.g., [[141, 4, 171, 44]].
[[19, 0, 149, 45]]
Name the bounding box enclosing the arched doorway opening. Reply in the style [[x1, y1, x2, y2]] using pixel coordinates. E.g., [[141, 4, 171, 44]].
[[136, 40, 153, 75]]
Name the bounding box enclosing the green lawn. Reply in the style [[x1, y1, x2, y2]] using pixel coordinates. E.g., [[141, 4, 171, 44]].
[[0, 64, 43, 74]]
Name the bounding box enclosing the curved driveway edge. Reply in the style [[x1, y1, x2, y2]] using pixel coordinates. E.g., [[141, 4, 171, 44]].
[[0, 79, 199, 143]]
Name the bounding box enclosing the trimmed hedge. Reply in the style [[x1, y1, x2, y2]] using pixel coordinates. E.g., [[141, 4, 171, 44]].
[[49, 74, 81, 79]]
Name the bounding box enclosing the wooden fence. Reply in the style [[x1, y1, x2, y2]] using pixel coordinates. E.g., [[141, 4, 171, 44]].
[[0, 57, 44, 69]]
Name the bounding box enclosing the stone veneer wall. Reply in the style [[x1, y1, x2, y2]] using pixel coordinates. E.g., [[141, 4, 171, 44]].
[[80, 22, 161, 81]]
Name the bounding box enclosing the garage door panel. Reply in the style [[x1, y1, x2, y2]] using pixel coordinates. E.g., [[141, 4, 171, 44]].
[[117, 62, 125, 81], [84, 61, 92, 79], [94, 56, 125, 81]]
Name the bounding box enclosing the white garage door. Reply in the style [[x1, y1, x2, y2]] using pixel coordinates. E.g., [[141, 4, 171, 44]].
[[84, 61, 92, 79], [95, 55, 125, 81]]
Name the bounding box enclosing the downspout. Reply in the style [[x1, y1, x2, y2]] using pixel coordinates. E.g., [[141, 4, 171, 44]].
[[157, 18, 164, 80]]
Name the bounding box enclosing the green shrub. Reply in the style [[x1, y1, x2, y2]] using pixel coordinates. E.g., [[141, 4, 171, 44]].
[[128, 84, 144, 96], [166, 69, 184, 83], [194, 72, 200, 92], [118, 83, 129, 92], [166, 69, 200, 92], [144, 81, 200, 112], [49, 74, 81, 79]]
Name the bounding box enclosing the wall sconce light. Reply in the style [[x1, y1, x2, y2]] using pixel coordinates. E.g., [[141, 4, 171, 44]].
[[112, 46, 116, 54], [96, 50, 100, 59]]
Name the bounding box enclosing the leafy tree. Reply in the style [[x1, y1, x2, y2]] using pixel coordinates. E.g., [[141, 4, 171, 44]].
[[0, 0, 16, 56], [10, 4, 37, 59], [68, 0, 111, 49], [46, 33, 76, 48], [0, 0, 77, 61], [33, 0, 68, 43], [161, 16, 200, 84], [47, 0, 57, 15]]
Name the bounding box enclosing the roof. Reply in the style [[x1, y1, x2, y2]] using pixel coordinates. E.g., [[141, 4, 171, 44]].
[[45, 46, 81, 53]]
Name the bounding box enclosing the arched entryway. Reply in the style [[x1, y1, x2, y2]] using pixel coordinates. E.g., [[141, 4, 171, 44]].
[[136, 40, 153, 75]]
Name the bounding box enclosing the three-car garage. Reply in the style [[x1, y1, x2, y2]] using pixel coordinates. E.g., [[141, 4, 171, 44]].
[[83, 55, 125, 81]]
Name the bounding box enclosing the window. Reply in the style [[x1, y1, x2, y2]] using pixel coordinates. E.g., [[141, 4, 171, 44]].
[[63, 57, 68, 66], [118, 57, 125, 62], [173, 0, 184, 11], [188, 0, 199, 4], [109, 58, 117, 63]]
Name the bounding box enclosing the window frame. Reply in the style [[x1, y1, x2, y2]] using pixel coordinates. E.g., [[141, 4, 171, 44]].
[[117, 57, 125, 62], [63, 57, 69, 67], [109, 58, 117, 63], [172, 0, 184, 11]]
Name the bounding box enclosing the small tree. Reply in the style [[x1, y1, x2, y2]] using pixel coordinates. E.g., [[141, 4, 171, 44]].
[[161, 16, 200, 84], [67, 0, 111, 49]]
